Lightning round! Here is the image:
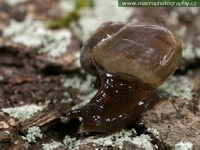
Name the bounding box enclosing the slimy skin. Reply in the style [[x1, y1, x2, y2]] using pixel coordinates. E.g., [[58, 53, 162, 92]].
[[67, 22, 182, 133]]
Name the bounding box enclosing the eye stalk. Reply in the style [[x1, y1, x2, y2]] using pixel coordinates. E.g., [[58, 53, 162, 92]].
[[67, 22, 182, 133]]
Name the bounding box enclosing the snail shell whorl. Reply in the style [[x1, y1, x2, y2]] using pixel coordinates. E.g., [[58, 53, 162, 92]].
[[80, 22, 126, 75], [92, 24, 182, 87]]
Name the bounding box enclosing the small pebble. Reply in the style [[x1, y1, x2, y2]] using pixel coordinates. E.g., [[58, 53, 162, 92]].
[[8, 118, 18, 127], [0, 121, 9, 129]]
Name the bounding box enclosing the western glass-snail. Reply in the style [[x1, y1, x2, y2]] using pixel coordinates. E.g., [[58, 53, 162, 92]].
[[67, 22, 182, 133]]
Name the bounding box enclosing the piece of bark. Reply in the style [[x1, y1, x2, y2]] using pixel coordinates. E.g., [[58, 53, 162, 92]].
[[141, 78, 200, 149], [20, 103, 71, 134]]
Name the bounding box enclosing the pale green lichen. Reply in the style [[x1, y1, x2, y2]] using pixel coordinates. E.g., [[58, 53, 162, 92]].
[[170, 8, 200, 62], [182, 42, 196, 61], [195, 47, 200, 58], [132, 134, 154, 150], [73, 89, 97, 110], [179, 31, 200, 62], [42, 141, 64, 150], [178, 25, 187, 37], [49, 0, 92, 29], [5, 0, 28, 6], [61, 0, 132, 52], [63, 135, 77, 150], [146, 127, 160, 139], [61, 72, 97, 110], [159, 76, 194, 100], [3, 17, 72, 58], [62, 72, 95, 93], [2, 105, 43, 121], [77, 0, 133, 42], [181, 40, 200, 62], [22, 126, 43, 143], [0, 75, 4, 81], [4, 130, 10, 135], [59, 0, 76, 14], [174, 141, 193, 150], [74, 52, 81, 68], [63, 129, 155, 150], [60, 116, 70, 123]]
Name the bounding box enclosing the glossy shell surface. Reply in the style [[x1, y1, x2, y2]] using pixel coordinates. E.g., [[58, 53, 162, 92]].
[[91, 24, 182, 87]]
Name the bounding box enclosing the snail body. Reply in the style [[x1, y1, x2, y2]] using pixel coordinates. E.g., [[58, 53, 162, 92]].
[[67, 22, 182, 133]]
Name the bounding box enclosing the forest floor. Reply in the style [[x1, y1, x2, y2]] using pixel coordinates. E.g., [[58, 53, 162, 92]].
[[0, 0, 200, 150]]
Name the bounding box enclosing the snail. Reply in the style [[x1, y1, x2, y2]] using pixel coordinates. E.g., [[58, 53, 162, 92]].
[[67, 22, 182, 133]]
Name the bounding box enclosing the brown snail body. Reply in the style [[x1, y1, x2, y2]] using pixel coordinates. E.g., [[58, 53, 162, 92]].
[[67, 22, 182, 133]]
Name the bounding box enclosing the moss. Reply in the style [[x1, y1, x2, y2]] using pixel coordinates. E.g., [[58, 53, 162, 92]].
[[22, 126, 43, 143], [159, 76, 194, 100], [2, 105, 42, 121], [48, 0, 93, 29], [174, 141, 193, 150], [48, 11, 80, 29], [42, 141, 64, 150]]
